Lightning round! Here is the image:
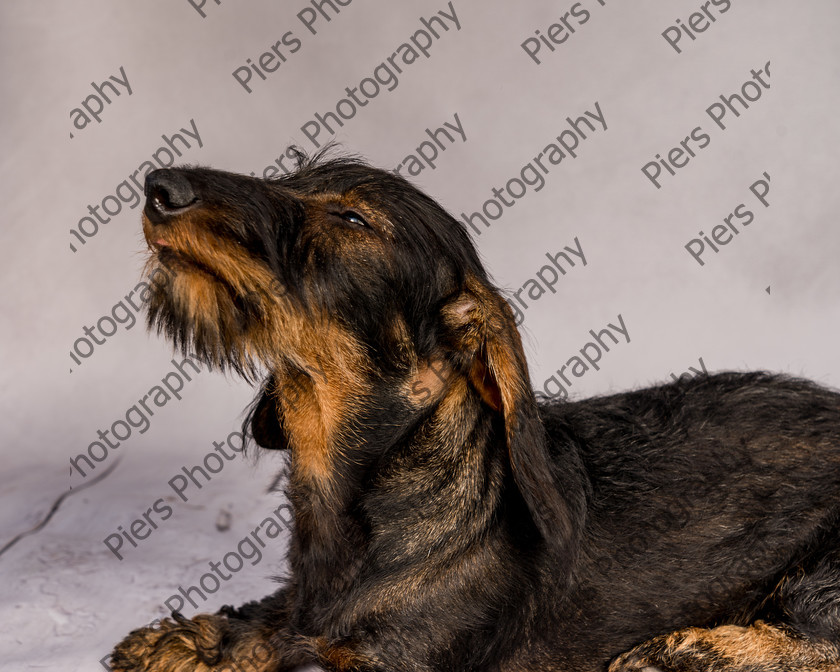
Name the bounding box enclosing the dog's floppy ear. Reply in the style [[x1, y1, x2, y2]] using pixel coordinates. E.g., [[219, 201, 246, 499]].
[[441, 280, 586, 557], [244, 376, 287, 450]]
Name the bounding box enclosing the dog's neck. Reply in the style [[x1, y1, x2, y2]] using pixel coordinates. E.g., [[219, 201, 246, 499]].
[[279, 365, 535, 606], [274, 354, 453, 488]]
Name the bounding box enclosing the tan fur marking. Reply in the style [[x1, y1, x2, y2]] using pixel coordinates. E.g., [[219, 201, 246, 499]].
[[440, 277, 531, 418], [315, 637, 380, 671], [280, 370, 339, 484], [612, 622, 840, 671], [469, 355, 502, 411], [268, 321, 371, 488], [405, 358, 453, 406], [681, 621, 839, 669], [110, 615, 278, 672]]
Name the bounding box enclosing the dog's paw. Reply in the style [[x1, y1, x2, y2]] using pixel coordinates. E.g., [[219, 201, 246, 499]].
[[109, 613, 227, 672]]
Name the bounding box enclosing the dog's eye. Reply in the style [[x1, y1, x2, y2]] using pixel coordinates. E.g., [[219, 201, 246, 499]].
[[340, 211, 368, 228]]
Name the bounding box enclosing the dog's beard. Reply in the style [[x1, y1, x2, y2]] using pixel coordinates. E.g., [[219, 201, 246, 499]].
[[145, 253, 266, 380]]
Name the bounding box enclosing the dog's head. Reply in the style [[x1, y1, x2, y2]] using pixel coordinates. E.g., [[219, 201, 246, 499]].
[[141, 150, 580, 551]]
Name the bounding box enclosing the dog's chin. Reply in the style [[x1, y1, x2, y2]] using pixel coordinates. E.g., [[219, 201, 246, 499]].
[[145, 260, 266, 379], [153, 246, 224, 283]]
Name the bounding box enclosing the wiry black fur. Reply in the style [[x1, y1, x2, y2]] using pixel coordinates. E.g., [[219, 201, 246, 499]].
[[112, 150, 840, 672]]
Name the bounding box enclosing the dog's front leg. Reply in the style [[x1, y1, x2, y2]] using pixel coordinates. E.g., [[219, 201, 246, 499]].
[[110, 591, 313, 672], [314, 637, 402, 672]]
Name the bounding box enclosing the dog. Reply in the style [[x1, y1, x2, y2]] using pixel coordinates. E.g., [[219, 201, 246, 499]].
[[110, 150, 840, 672]]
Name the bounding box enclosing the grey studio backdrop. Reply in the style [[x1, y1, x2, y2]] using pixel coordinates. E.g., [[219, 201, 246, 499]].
[[1, 0, 839, 669]]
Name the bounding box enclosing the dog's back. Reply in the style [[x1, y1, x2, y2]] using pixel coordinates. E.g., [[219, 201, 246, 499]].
[[538, 371, 840, 667]]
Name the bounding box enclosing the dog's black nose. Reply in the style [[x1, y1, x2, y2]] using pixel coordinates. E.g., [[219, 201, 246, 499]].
[[145, 169, 197, 222]]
